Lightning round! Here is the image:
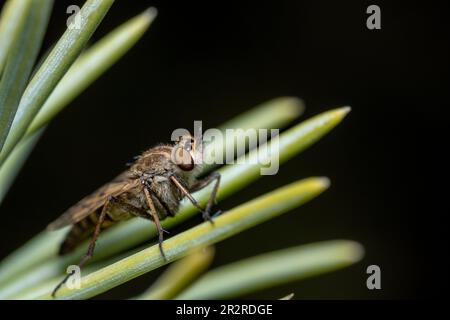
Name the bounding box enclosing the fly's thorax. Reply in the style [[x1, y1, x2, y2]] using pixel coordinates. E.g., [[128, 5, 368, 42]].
[[131, 137, 203, 186], [131, 145, 174, 173]]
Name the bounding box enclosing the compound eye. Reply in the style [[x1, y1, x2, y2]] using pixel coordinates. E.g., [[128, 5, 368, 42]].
[[173, 146, 194, 171]]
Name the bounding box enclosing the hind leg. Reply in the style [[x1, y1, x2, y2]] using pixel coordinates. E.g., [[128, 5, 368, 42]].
[[52, 197, 146, 298], [52, 197, 111, 298]]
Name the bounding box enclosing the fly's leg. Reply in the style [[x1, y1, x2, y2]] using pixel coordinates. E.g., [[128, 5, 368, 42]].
[[189, 172, 221, 220], [52, 197, 147, 298], [169, 175, 214, 223], [52, 196, 111, 298], [143, 187, 167, 260]]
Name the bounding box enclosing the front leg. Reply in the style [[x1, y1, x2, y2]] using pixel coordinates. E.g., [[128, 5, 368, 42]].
[[190, 171, 221, 219], [169, 175, 209, 220], [170, 172, 221, 222]]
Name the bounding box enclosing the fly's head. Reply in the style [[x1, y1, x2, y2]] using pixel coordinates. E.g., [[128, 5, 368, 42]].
[[171, 134, 203, 176]]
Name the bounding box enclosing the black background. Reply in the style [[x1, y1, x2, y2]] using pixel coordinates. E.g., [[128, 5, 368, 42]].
[[0, 0, 448, 299]]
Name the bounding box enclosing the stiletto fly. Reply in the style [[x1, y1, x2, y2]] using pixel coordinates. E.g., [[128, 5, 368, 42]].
[[47, 134, 221, 297]]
